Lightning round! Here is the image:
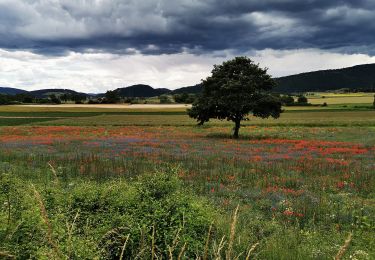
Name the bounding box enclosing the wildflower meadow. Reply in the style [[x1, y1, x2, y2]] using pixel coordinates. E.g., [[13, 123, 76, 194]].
[[0, 109, 374, 259]]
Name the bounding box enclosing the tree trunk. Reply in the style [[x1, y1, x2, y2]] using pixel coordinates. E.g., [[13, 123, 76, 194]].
[[233, 120, 241, 139]]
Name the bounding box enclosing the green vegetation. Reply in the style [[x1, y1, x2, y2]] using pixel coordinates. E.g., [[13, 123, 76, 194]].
[[0, 117, 59, 126], [0, 90, 374, 259], [158, 94, 173, 104], [275, 63, 375, 93], [0, 167, 218, 259], [173, 93, 196, 103], [189, 57, 282, 138]]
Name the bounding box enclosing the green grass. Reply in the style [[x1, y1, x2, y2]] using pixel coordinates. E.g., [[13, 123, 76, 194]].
[[0, 105, 189, 113], [28, 110, 375, 127], [1, 110, 375, 127], [0, 111, 187, 117], [0, 117, 58, 126], [0, 105, 374, 259]]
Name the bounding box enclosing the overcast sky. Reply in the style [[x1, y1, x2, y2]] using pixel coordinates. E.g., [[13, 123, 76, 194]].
[[1, 0, 375, 92]]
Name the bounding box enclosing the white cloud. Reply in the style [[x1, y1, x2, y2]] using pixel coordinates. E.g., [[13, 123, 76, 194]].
[[253, 48, 375, 76], [1, 48, 375, 93]]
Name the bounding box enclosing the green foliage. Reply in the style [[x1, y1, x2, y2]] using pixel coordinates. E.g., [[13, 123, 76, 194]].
[[129, 97, 146, 104], [174, 93, 196, 103], [104, 90, 121, 103], [275, 63, 375, 93], [71, 94, 87, 104], [0, 93, 35, 105], [0, 168, 216, 259], [0, 94, 10, 105], [280, 95, 295, 106], [159, 94, 172, 104], [297, 95, 308, 104], [0, 173, 47, 259], [49, 94, 61, 104], [189, 56, 282, 138]]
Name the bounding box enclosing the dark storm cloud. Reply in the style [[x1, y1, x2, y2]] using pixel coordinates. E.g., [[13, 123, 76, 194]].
[[0, 0, 374, 55]]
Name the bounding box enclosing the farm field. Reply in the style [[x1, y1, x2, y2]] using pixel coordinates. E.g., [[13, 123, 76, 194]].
[[0, 105, 374, 259], [307, 92, 375, 105]]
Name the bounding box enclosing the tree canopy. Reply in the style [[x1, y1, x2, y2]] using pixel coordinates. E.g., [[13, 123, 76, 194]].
[[188, 57, 282, 138]]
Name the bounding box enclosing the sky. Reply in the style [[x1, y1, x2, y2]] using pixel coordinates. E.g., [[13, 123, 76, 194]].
[[0, 0, 375, 93]]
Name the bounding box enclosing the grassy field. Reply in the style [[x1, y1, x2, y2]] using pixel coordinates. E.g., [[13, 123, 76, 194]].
[[307, 92, 375, 105], [0, 101, 375, 127], [0, 104, 374, 259]]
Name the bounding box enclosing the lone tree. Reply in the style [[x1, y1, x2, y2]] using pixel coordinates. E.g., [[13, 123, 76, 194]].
[[188, 57, 282, 138]]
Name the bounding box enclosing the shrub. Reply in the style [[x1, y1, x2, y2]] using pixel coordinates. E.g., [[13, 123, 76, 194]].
[[93, 170, 215, 258], [159, 94, 172, 104], [281, 95, 295, 106], [0, 168, 216, 259]]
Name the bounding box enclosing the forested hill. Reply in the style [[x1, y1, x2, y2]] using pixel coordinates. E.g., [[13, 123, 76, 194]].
[[29, 89, 87, 98], [114, 84, 170, 97], [171, 84, 202, 94], [0, 87, 27, 95], [275, 64, 375, 93]]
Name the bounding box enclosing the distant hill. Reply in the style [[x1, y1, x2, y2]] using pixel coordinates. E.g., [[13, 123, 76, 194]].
[[275, 64, 375, 93], [114, 84, 170, 97], [3, 63, 375, 98], [0, 87, 28, 95], [29, 89, 88, 98], [172, 84, 202, 94], [98, 84, 202, 97]]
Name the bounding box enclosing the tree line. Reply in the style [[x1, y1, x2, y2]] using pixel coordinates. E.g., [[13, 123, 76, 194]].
[[0, 91, 198, 105]]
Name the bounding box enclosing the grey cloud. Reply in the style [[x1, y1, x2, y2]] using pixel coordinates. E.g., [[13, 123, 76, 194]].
[[0, 0, 374, 55]]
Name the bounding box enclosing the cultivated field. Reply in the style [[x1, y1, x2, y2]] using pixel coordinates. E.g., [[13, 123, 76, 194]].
[[0, 103, 374, 259], [307, 92, 375, 105]]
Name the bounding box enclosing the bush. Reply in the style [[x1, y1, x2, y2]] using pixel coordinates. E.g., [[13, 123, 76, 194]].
[[0, 168, 216, 259], [280, 95, 295, 106], [174, 93, 196, 104], [159, 95, 172, 104], [94, 170, 214, 258]]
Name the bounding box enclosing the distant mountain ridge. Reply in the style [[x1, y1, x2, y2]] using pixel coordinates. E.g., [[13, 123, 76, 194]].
[[29, 89, 88, 98], [0, 87, 28, 95], [111, 84, 203, 97], [114, 84, 170, 97], [275, 63, 375, 93], [2, 63, 375, 96], [171, 84, 202, 94]]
